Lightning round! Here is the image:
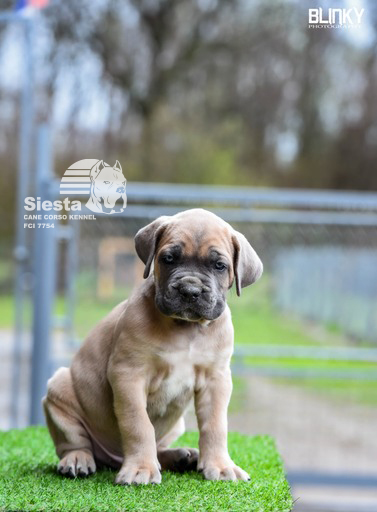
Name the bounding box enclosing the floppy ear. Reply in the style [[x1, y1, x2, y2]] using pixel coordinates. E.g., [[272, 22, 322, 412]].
[[90, 160, 105, 181], [232, 231, 263, 296], [135, 216, 171, 278]]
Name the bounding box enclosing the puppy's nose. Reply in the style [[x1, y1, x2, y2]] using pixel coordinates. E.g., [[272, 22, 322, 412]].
[[179, 284, 202, 302], [178, 277, 203, 303]]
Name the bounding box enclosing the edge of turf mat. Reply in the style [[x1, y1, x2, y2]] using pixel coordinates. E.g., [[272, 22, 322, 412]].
[[0, 427, 292, 512]]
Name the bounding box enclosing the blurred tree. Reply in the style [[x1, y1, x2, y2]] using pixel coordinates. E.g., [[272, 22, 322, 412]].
[[44, 0, 237, 178], [0, 0, 375, 199], [328, 0, 377, 190]]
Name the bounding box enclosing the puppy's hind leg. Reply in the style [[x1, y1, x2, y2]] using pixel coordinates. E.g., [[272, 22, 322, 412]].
[[43, 367, 96, 478], [157, 417, 199, 473]]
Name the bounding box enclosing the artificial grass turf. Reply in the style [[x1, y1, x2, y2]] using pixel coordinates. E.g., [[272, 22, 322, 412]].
[[0, 427, 292, 512]]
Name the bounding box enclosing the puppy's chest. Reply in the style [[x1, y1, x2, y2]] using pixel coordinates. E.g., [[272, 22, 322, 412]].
[[147, 344, 212, 417]]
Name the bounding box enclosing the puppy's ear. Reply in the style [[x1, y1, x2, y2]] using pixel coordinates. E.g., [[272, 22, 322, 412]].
[[90, 160, 105, 181], [135, 216, 171, 278], [232, 231, 263, 296]]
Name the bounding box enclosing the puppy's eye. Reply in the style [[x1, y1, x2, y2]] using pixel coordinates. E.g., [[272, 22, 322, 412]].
[[104, 181, 110, 184], [162, 254, 174, 264], [214, 261, 227, 271]]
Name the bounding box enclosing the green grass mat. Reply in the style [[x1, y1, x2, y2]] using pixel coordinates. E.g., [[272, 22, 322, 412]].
[[0, 427, 292, 512]]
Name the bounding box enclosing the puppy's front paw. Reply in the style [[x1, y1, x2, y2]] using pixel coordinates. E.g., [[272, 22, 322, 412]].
[[115, 459, 161, 485], [58, 449, 96, 478], [199, 458, 250, 481]]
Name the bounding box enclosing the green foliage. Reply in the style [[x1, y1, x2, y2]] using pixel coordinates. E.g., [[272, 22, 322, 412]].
[[0, 427, 292, 512], [228, 282, 320, 347]]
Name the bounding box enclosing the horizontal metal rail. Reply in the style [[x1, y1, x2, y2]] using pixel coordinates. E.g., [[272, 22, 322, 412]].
[[100, 205, 377, 225], [292, 499, 377, 512], [127, 183, 377, 211], [232, 345, 377, 378], [287, 470, 377, 488], [233, 345, 377, 362], [42, 202, 377, 226], [48, 180, 377, 211], [231, 364, 377, 380]]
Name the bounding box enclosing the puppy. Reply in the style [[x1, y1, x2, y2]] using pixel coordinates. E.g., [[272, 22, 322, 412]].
[[43, 209, 263, 484]]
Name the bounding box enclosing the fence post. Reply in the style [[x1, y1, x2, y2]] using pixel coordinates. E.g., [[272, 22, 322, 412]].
[[29, 124, 57, 425], [0, 13, 35, 428]]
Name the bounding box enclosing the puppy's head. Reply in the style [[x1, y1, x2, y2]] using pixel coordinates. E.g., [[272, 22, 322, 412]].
[[135, 209, 263, 322]]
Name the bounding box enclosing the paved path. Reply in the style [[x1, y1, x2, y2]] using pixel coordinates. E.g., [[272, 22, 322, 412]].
[[186, 376, 377, 511], [185, 374, 377, 470]]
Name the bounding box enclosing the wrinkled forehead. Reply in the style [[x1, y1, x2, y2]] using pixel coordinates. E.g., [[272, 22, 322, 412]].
[[98, 166, 125, 181], [159, 216, 234, 260]]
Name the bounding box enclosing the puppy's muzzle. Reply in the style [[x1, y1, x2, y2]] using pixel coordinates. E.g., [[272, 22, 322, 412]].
[[176, 276, 203, 303], [158, 273, 223, 321]]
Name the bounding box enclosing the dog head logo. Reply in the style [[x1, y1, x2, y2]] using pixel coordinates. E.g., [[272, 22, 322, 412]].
[[60, 159, 127, 215], [86, 160, 127, 214]]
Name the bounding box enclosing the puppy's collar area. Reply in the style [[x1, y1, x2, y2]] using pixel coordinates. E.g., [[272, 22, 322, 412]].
[[170, 315, 212, 327]]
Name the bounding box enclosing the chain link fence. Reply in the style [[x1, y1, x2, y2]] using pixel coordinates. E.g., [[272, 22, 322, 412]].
[[3, 181, 377, 509], [71, 186, 377, 503], [76, 188, 377, 346]]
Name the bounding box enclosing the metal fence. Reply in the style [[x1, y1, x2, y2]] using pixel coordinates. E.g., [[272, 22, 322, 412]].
[[69, 180, 377, 499], [73, 183, 377, 342], [275, 245, 377, 342], [3, 126, 377, 512]]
